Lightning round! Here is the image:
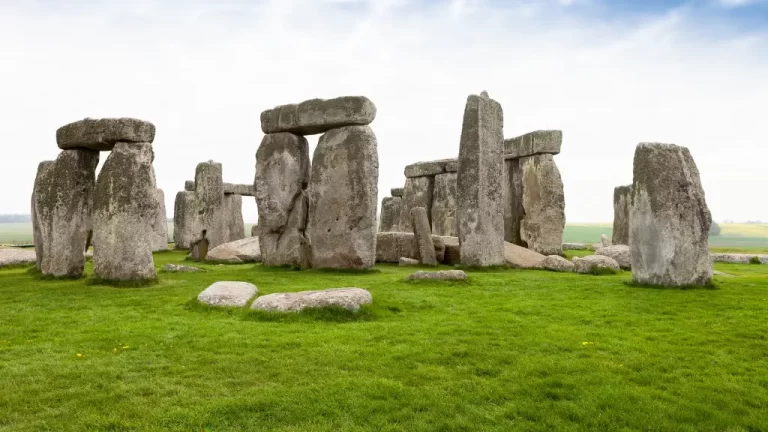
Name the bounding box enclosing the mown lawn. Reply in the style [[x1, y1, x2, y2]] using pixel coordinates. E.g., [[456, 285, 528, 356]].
[[1, 251, 767, 431]]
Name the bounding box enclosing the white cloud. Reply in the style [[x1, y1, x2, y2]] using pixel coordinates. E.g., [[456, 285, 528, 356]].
[[0, 0, 766, 223]]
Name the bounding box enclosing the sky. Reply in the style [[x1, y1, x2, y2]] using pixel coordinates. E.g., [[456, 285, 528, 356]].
[[1, 0, 766, 223]]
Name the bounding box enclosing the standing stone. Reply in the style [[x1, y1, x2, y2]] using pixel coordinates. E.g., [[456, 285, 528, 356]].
[[33, 150, 99, 277], [173, 191, 197, 249], [379, 196, 402, 232], [222, 194, 245, 243], [399, 176, 434, 233], [151, 188, 168, 252], [518, 154, 565, 256], [503, 158, 525, 246], [456, 92, 505, 266], [92, 142, 156, 281], [307, 126, 378, 269], [31, 161, 56, 270], [431, 172, 458, 237], [630, 143, 712, 286], [254, 132, 311, 268], [612, 185, 632, 245], [411, 207, 437, 266], [600, 234, 611, 247]]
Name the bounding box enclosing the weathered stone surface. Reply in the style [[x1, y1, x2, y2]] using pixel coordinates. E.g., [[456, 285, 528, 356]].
[[190, 237, 210, 260], [399, 176, 434, 233], [519, 154, 565, 256], [399, 257, 419, 266], [92, 142, 156, 281], [205, 237, 262, 263], [307, 126, 378, 269], [251, 225, 259, 237], [600, 234, 611, 247], [404, 158, 455, 178], [251, 288, 372, 312], [573, 255, 620, 274], [411, 207, 437, 266], [710, 253, 768, 264], [504, 242, 546, 269], [596, 245, 631, 269], [0, 248, 36, 268], [457, 93, 505, 266], [260, 96, 376, 135], [504, 130, 562, 159], [255, 132, 311, 268], [223, 183, 256, 196], [57, 118, 155, 151], [151, 188, 168, 252], [33, 150, 99, 277], [408, 270, 467, 281], [379, 197, 402, 232], [390, 188, 404, 197], [630, 143, 712, 286], [612, 185, 632, 245], [562, 242, 587, 250], [198, 281, 257, 307], [161, 263, 202, 272], [445, 159, 459, 173], [503, 158, 525, 246], [375, 232, 445, 263], [431, 172, 458, 237], [184, 180, 195, 191], [173, 191, 197, 249], [441, 236, 461, 265], [223, 194, 245, 243], [588, 243, 602, 251], [542, 255, 574, 272]]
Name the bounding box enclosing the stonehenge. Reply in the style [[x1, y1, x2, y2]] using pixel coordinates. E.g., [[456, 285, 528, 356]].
[[612, 185, 632, 245], [411, 207, 437, 266], [151, 188, 169, 252], [379, 195, 402, 233]]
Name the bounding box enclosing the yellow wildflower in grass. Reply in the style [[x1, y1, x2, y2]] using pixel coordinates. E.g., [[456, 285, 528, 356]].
[[76, 353, 83, 358], [122, 346, 129, 349], [581, 341, 595, 346], [114, 348, 118, 353]]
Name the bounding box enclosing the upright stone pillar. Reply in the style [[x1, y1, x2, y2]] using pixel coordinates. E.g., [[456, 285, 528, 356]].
[[173, 191, 197, 249], [612, 185, 632, 245], [31, 161, 57, 271], [399, 176, 434, 233], [503, 158, 525, 246], [379, 196, 402, 232], [431, 172, 458, 237], [456, 91, 505, 266], [519, 154, 565, 256], [151, 188, 169, 251]]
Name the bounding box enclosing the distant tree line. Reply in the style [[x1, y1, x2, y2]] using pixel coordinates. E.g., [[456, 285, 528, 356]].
[[0, 214, 31, 223]]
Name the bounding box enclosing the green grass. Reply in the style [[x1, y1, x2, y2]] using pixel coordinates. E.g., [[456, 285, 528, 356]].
[[1, 251, 767, 431]]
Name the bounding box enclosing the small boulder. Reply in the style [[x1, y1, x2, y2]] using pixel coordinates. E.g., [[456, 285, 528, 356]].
[[407, 270, 467, 281], [0, 248, 36, 268], [601, 234, 612, 247], [398, 257, 419, 266], [504, 242, 546, 269], [573, 255, 621, 274], [542, 255, 574, 272], [595, 245, 631, 269], [198, 281, 258, 307], [205, 237, 262, 263], [251, 288, 372, 312], [162, 263, 202, 272]]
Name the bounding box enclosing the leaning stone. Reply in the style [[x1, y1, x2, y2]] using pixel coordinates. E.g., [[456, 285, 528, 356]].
[[379, 197, 402, 232], [223, 183, 256, 196], [0, 248, 37, 268], [519, 154, 565, 256], [31, 160, 56, 270], [542, 255, 574, 272], [205, 237, 262, 263], [441, 236, 461, 265], [562, 243, 587, 250], [504, 242, 546, 269], [630, 143, 712, 286], [431, 172, 458, 237], [411, 207, 437, 266], [260, 96, 376, 135], [407, 270, 467, 281], [150, 188, 169, 252], [600, 234, 612, 247], [573, 255, 620, 274], [399, 257, 420, 266], [56, 118, 156, 151], [307, 126, 378, 269], [595, 245, 631, 269], [504, 130, 562, 159], [457, 92, 505, 266], [376, 232, 445, 263], [390, 188, 404, 197], [399, 176, 434, 233], [404, 159, 454, 178], [198, 281, 257, 307], [251, 288, 372, 312], [92, 142, 156, 281], [161, 263, 202, 272], [612, 185, 632, 245]]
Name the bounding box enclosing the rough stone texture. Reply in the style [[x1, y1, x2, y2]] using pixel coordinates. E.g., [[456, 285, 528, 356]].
[[223, 183, 256, 196], [307, 126, 379, 270], [251, 225, 259, 237], [57, 118, 156, 151], [161, 263, 202, 272], [390, 188, 404, 197], [151, 188, 169, 252], [504, 130, 562, 159], [612, 185, 632, 245], [457, 92, 505, 266], [0, 248, 37, 268], [431, 172, 458, 237], [205, 237, 262, 263], [562, 243, 587, 250], [92, 142, 156, 281], [519, 154, 565, 256], [399, 257, 419, 266], [251, 288, 372, 312], [595, 245, 631, 269], [504, 242, 546, 269], [630, 143, 712, 286], [404, 158, 455, 178], [190, 237, 210, 260], [223, 194, 245, 243], [600, 234, 612, 247], [33, 150, 99, 277], [573, 255, 621, 274], [407, 270, 467, 281], [198, 281, 257, 307], [445, 159, 459, 173], [710, 253, 768, 264], [503, 158, 525, 246], [173, 191, 197, 249], [399, 176, 434, 233], [542, 255, 575, 272], [261, 96, 377, 136], [441, 236, 461, 265], [379, 197, 402, 232], [255, 132, 311, 268], [184, 180, 195, 191], [375, 232, 445, 263], [411, 207, 437, 266], [588, 243, 602, 251]]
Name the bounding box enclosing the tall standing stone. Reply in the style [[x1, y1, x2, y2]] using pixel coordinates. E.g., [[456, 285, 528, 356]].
[[503, 158, 525, 246], [431, 172, 458, 237], [612, 185, 632, 245], [31, 160, 56, 271], [254, 132, 311, 268], [630, 143, 712, 286], [92, 142, 156, 281], [151, 188, 168, 251], [456, 92, 505, 266], [379, 196, 402, 232], [173, 191, 197, 249], [411, 207, 437, 266], [307, 126, 378, 269], [518, 154, 565, 256], [399, 176, 434, 233]]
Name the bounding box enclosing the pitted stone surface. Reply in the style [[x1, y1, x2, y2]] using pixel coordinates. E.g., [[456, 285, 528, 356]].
[[411, 207, 437, 266], [198, 281, 257, 307], [519, 154, 565, 256], [162, 263, 202, 272], [56, 118, 155, 151], [408, 270, 467, 281], [542, 255, 574, 272], [596, 245, 631, 269], [251, 288, 372, 312], [504, 242, 546, 269], [404, 158, 456, 178], [390, 188, 404, 197], [0, 248, 37, 268], [503, 158, 525, 246], [206, 237, 262, 263], [223, 183, 256, 196], [184, 180, 195, 191], [173, 191, 197, 249], [399, 176, 434, 233], [612, 185, 632, 245], [573, 255, 620, 274], [431, 172, 458, 237], [151, 188, 168, 252], [31, 160, 56, 270], [379, 196, 402, 232], [261, 96, 376, 135], [376, 232, 445, 263], [504, 130, 562, 159], [445, 159, 459, 173]]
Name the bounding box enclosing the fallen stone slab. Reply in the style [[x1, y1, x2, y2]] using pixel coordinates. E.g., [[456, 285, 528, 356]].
[[572, 255, 620, 274], [390, 188, 404, 197], [404, 158, 456, 178], [251, 288, 372, 312], [595, 245, 631, 269], [542, 255, 574, 272], [562, 243, 587, 250], [223, 183, 255, 196], [260, 96, 376, 135], [205, 237, 262, 263], [399, 257, 419, 266], [710, 253, 768, 264], [57, 117, 156, 151], [162, 263, 202, 272], [504, 242, 546, 269], [504, 130, 562, 159], [198, 281, 258, 307], [376, 232, 445, 263], [407, 270, 467, 281], [0, 248, 36, 268]]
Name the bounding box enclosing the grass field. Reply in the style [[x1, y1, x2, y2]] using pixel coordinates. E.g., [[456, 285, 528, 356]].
[[1, 251, 767, 431]]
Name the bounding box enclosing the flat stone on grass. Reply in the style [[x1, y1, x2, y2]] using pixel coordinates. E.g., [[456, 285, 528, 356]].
[[542, 255, 574, 272], [198, 281, 258, 307], [573, 255, 621, 274], [251, 288, 372, 312], [162, 264, 202, 273], [0, 248, 36, 268], [399, 257, 419, 266], [408, 270, 467, 281]]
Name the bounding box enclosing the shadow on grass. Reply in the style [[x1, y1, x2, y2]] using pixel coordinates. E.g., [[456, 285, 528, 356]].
[[624, 280, 719, 290], [85, 277, 159, 288]]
